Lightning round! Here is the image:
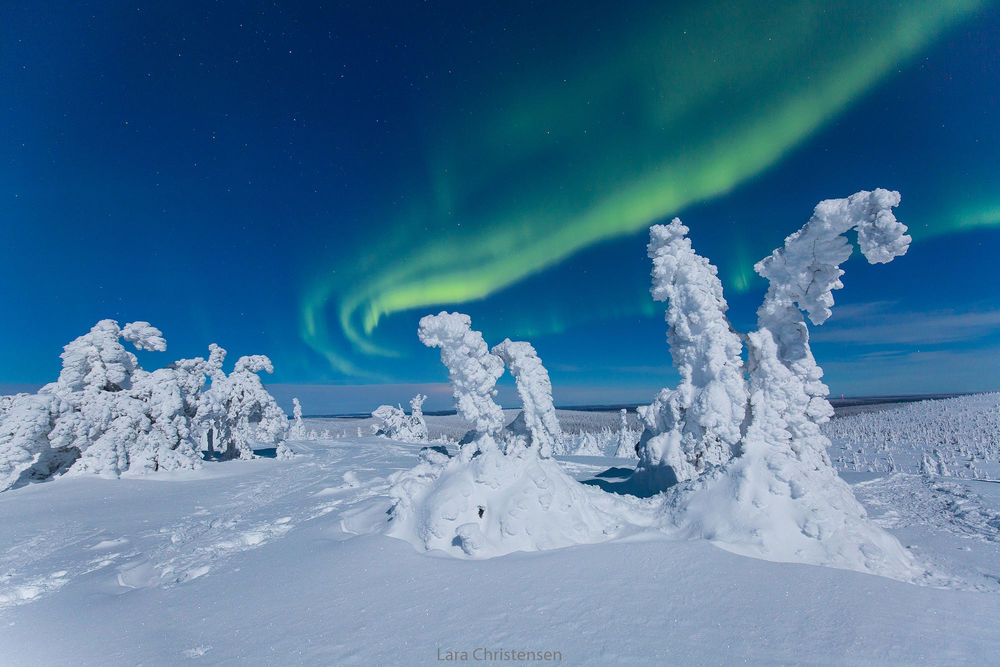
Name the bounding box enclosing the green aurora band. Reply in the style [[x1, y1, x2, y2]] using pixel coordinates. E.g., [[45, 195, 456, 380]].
[[302, 0, 988, 376]]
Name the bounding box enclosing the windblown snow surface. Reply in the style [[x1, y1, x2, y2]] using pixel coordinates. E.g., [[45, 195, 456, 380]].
[[2, 396, 1000, 664]]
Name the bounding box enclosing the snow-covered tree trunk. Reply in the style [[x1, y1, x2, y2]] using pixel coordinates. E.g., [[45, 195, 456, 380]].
[[418, 312, 505, 459], [491, 339, 562, 458], [635, 219, 747, 488]]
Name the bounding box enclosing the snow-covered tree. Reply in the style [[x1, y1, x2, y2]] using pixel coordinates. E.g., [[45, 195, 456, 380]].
[[408, 393, 429, 442], [56, 319, 165, 394], [635, 219, 747, 489], [752, 188, 910, 445], [666, 190, 919, 578], [202, 353, 288, 460], [69, 366, 203, 476], [388, 313, 624, 558], [371, 394, 429, 442], [491, 339, 562, 458], [418, 312, 505, 458], [291, 397, 305, 439], [614, 409, 637, 459], [0, 393, 60, 491]]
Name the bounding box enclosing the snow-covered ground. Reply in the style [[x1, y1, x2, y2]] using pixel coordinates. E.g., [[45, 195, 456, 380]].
[[2, 397, 1000, 664]]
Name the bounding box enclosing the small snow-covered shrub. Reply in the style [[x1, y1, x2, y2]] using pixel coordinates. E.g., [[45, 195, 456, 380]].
[[371, 394, 428, 442]]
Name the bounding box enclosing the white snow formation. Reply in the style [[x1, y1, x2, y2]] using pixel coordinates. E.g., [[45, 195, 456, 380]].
[[417, 312, 505, 457], [491, 338, 563, 457], [635, 219, 747, 489], [0, 320, 288, 490], [371, 394, 428, 442]]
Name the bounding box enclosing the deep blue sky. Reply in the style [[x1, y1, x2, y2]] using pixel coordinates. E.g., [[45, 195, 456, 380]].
[[2, 1, 999, 410]]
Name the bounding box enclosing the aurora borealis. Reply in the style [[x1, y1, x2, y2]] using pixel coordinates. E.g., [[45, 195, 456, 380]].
[[3, 1, 1000, 406]]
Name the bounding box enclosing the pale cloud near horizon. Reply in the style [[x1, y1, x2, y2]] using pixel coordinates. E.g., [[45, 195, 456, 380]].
[[814, 304, 1000, 346]]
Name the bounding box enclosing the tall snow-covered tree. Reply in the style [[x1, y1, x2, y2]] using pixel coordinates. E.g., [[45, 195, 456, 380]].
[[418, 312, 505, 459], [491, 339, 562, 458], [408, 393, 429, 442], [635, 219, 747, 489], [752, 188, 911, 453]]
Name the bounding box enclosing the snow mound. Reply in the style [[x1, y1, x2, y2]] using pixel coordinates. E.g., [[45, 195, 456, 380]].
[[387, 445, 630, 558], [663, 449, 923, 581]]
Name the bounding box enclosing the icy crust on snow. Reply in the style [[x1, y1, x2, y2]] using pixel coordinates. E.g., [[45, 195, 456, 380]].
[[387, 446, 639, 558]]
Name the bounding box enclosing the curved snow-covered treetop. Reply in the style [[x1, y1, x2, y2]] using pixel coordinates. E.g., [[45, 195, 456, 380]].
[[492, 338, 563, 458], [418, 312, 506, 452]]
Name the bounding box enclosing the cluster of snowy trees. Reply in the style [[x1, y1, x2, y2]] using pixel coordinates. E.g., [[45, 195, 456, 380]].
[[633, 189, 911, 489], [416, 313, 564, 459], [825, 393, 1000, 479], [371, 394, 429, 441], [0, 320, 289, 491], [391, 190, 921, 576]]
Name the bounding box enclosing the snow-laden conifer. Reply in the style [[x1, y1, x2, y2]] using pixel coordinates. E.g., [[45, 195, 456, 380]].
[[0, 393, 60, 490], [291, 397, 305, 439], [417, 312, 504, 457], [753, 189, 910, 441], [491, 339, 562, 458], [613, 409, 638, 459], [635, 219, 747, 488], [389, 314, 625, 558], [668, 190, 919, 579]]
